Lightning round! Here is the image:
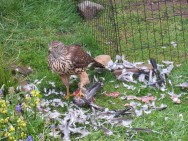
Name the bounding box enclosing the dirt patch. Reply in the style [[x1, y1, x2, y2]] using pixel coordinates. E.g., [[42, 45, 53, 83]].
[[145, 0, 188, 18]]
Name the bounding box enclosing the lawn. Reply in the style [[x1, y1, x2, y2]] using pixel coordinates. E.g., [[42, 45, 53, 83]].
[[0, 0, 188, 141], [90, 0, 188, 62]]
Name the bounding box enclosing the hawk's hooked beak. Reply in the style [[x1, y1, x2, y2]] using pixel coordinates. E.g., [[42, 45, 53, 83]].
[[48, 46, 52, 52]]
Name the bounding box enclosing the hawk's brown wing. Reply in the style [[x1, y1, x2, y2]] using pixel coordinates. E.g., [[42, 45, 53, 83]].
[[67, 45, 95, 68]]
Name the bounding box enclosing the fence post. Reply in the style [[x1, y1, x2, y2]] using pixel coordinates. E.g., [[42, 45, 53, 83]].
[[109, 0, 121, 56]]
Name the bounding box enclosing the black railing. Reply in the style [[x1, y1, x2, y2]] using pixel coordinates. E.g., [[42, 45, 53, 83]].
[[76, 0, 188, 63]]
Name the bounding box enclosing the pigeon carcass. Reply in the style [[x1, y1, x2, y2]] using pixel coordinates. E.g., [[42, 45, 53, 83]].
[[73, 82, 103, 107]]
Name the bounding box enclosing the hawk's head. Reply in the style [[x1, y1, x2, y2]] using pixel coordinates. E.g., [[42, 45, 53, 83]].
[[48, 41, 64, 53]]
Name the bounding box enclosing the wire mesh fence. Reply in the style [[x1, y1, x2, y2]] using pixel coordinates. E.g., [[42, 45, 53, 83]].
[[76, 0, 188, 63]]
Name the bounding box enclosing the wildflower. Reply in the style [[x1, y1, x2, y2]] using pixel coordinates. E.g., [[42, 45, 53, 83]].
[[0, 109, 7, 114], [27, 135, 33, 141], [38, 133, 44, 140], [21, 132, 27, 138], [4, 117, 9, 123], [25, 94, 31, 100], [50, 125, 56, 134], [0, 89, 3, 97], [16, 104, 22, 113], [17, 118, 27, 128], [9, 125, 15, 132], [50, 124, 55, 129], [22, 102, 30, 109], [4, 132, 10, 137], [0, 119, 4, 123], [31, 90, 40, 97], [17, 118, 22, 123], [0, 99, 6, 107], [35, 98, 40, 105], [22, 122, 26, 127], [8, 136, 15, 141], [8, 87, 15, 94], [0, 99, 7, 114]]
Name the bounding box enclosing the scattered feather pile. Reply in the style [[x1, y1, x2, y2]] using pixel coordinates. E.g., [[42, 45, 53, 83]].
[[14, 55, 187, 140], [176, 81, 188, 89], [17, 79, 134, 140], [104, 55, 187, 103], [106, 55, 175, 91], [41, 102, 133, 140]]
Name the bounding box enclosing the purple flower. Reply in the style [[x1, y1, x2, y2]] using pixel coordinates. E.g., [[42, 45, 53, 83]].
[[0, 89, 3, 95], [51, 125, 55, 129], [27, 135, 33, 141], [16, 105, 22, 113]]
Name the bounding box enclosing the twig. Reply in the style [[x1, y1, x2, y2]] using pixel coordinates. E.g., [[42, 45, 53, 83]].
[[12, 48, 21, 63]]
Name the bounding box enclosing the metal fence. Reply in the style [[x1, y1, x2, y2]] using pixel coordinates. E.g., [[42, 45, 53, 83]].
[[77, 0, 188, 63]]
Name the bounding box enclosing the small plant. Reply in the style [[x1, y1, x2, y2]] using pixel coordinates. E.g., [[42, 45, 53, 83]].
[[0, 66, 16, 95], [0, 45, 18, 95], [0, 88, 46, 140]]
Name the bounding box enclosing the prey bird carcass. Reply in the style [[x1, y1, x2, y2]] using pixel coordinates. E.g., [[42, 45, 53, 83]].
[[73, 81, 103, 107]]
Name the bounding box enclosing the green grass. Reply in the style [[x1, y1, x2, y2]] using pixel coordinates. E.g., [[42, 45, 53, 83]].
[[91, 0, 188, 62], [84, 63, 188, 141], [116, 1, 188, 62], [0, 0, 102, 89], [0, 0, 188, 140]]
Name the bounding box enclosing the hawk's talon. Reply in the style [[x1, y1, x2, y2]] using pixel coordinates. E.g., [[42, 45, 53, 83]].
[[77, 90, 84, 98], [64, 93, 73, 100], [73, 89, 85, 99]]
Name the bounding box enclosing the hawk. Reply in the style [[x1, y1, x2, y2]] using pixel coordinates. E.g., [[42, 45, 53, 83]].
[[48, 41, 104, 99]]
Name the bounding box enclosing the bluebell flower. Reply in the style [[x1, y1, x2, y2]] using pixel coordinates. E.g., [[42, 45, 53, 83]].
[[50, 124, 55, 129], [16, 105, 22, 113], [27, 135, 33, 141], [0, 89, 3, 95]]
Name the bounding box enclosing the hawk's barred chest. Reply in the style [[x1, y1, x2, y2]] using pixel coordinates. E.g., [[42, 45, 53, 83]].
[[48, 43, 97, 75], [48, 52, 86, 75]]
